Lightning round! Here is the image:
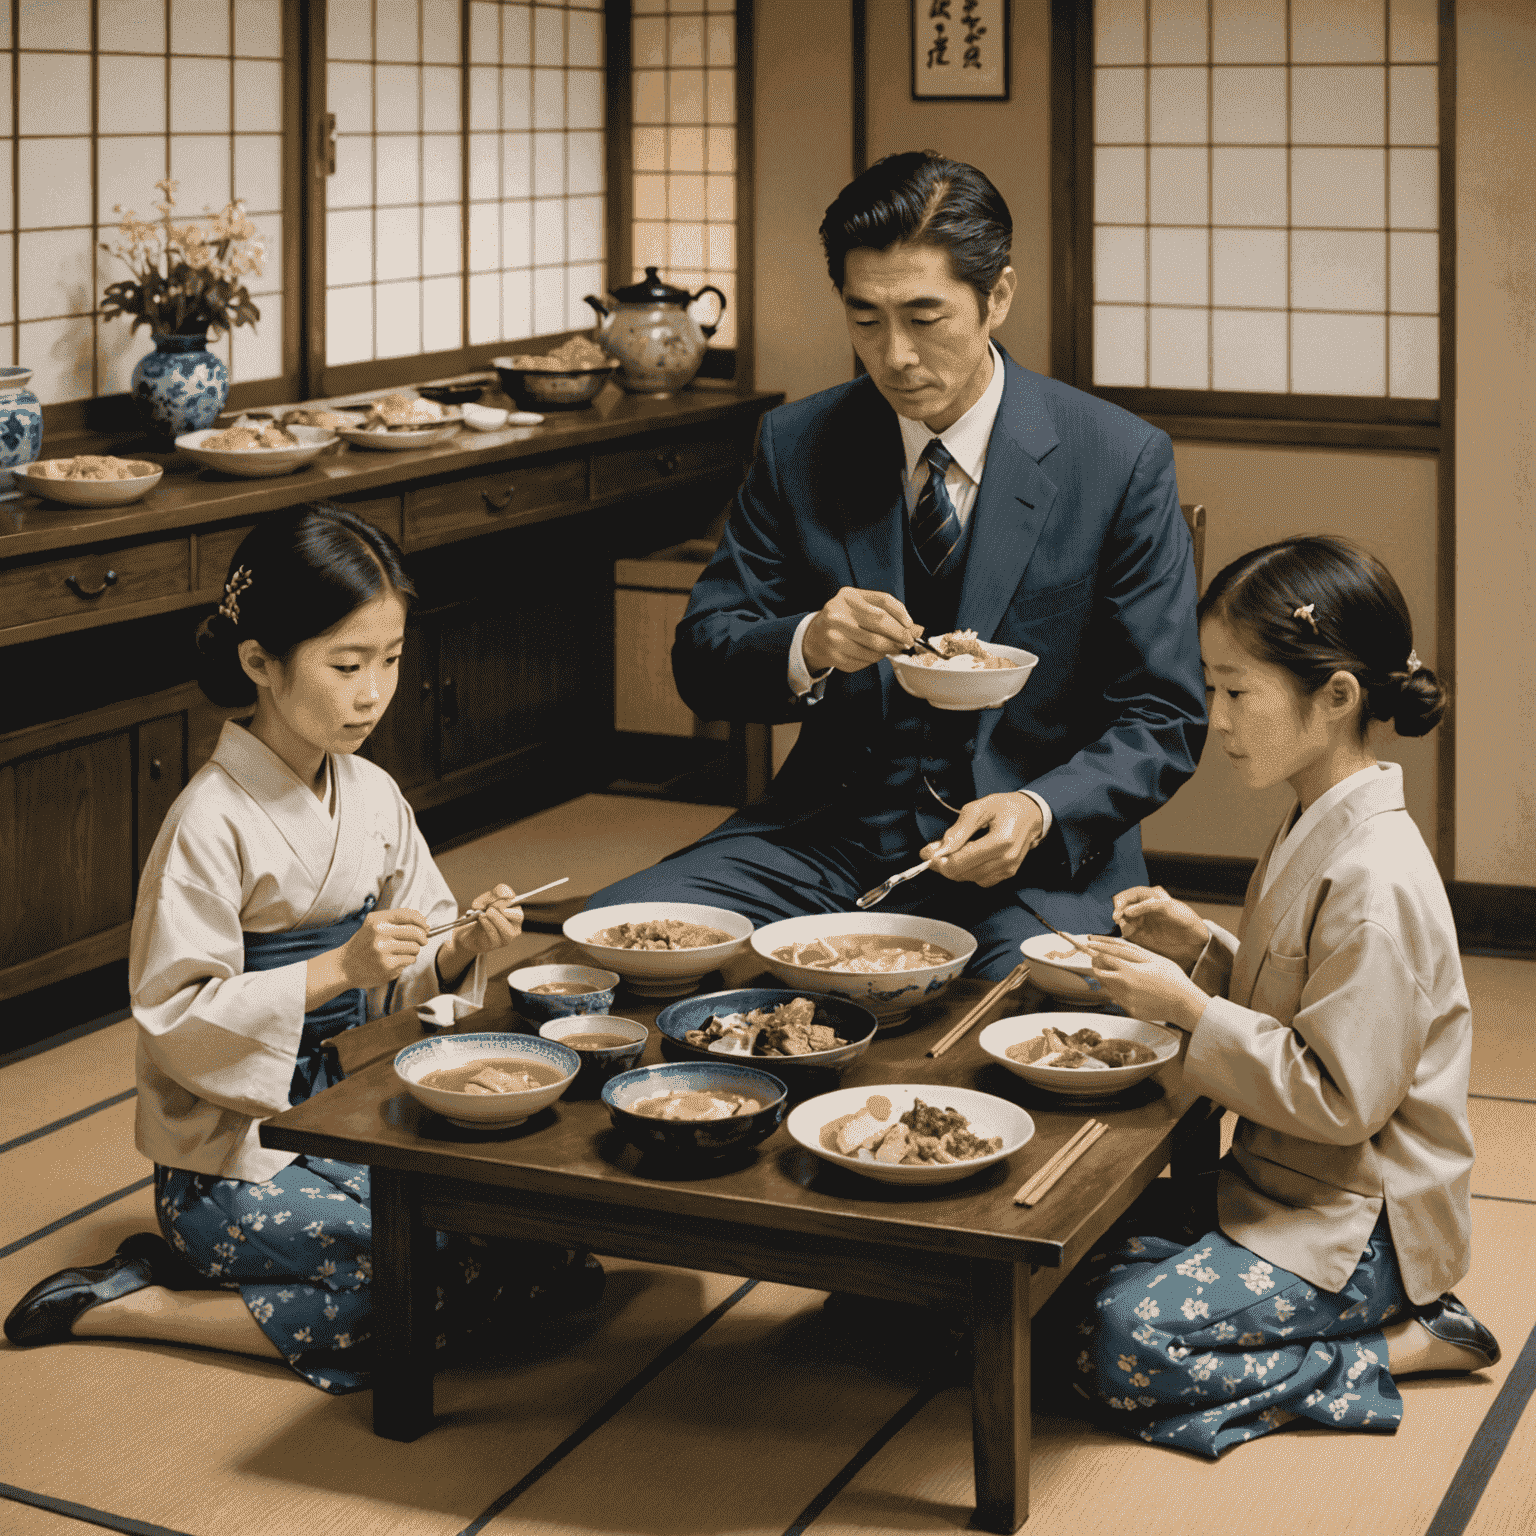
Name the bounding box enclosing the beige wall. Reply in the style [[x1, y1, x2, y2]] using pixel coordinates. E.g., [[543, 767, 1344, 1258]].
[[1454, 0, 1536, 887]]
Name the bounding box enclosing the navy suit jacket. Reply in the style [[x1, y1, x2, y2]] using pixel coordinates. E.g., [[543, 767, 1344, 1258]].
[[672, 350, 1207, 906]]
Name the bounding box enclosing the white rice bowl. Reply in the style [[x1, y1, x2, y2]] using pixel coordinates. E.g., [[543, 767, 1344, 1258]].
[[890, 641, 1038, 711], [1018, 931, 1109, 1000]]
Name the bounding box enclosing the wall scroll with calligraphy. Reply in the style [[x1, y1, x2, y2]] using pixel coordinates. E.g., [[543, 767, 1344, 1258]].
[[911, 0, 1009, 101]]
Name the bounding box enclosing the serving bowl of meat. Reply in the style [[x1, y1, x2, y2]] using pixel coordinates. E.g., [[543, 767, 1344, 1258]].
[[654, 988, 878, 1073], [13, 455, 164, 506], [333, 393, 462, 449], [889, 630, 1039, 711], [1018, 931, 1109, 1000], [787, 1084, 1033, 1186], [176, 420, 338, 477], [602, 1061, 788, 1160], [978, 1013, 1181, 1098], [491, 335, 620, 410], [562, 902, 755, 997], [393, 1032, 579, 1129], [749, 913, 975, 1025]]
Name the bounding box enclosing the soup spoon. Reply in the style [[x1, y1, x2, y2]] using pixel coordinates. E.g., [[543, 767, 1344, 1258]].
[[855, 860, 933, 909]]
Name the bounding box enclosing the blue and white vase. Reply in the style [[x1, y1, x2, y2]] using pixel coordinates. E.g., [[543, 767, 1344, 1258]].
[[0, 366, 44, 488], [131, 332, 230, 439]]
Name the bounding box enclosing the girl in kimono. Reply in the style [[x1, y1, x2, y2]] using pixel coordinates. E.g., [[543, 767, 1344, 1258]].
[[1060, 534, 1501, 1457], [5, 504, 600, 1389]]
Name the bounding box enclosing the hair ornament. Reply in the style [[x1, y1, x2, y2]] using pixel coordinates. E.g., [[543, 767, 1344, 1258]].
[[1406, 648, 1422, 674], [218, 565, 254, 625], [1292, 602, 1318, 633]]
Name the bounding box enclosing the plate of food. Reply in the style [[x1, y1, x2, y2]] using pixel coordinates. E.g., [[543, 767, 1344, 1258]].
[[334, 393, 463, 449], [977, 1013, 1181, 1098], [13, 455, 164, 506], [563, 902, 754, 997], [394, 1031, 579, 1129], [654, 988, 878, 1072], [176, 420, 338, 477], [786, 1083, 1034, 1186], [749, 912, 974, 1024], [279, 406, 367, 432], [889, 631, 1039, 711]]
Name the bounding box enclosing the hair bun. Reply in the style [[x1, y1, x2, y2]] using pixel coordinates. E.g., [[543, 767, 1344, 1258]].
[[1392, 664, 1448, 738]]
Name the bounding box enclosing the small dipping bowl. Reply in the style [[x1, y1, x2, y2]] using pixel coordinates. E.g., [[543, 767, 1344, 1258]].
[[538, 1014, 648, 1097], [602, 1062, 788, 1162], [508, 963, 621, 1025]]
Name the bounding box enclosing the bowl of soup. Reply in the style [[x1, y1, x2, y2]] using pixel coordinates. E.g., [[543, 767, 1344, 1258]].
[[507, 963, 621, 1024], [749, 913, 976, 1025], [393, 1032, 579, 1129], [563, 902, 755, 997], [602, 1062, 788, 1160], [538, 1014, 648, 1096]]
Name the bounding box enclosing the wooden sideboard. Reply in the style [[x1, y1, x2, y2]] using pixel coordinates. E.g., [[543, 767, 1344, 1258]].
[[0, 382, 780, 1004]]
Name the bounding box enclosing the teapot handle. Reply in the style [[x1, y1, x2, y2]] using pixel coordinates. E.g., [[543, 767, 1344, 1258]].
[[689, 284, 728, 340]]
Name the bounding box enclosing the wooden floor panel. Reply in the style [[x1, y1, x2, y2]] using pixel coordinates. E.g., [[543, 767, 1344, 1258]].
[[0, 1019, 137, 1148]]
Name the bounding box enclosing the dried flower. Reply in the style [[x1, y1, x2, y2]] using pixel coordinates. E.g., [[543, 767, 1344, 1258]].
[[99, 179, 264, 337]]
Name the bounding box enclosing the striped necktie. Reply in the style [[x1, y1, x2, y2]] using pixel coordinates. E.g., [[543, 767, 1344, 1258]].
[[909, 437, 962, 575]]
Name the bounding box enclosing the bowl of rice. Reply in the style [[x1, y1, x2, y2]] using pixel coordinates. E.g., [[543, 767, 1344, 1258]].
[[889, 630, 1038, 711]]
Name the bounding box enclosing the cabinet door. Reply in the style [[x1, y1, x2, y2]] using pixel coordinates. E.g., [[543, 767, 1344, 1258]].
[[136, 713, 187, 873], [1, 732, 135, 968], [361, 619, 437, 790]]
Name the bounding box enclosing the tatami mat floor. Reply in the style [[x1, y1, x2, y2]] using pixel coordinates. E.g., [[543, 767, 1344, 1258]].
[[2, 794, 1532, 1536]]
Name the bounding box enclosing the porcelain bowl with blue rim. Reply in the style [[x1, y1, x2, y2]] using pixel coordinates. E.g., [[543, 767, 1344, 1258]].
[[394, 1032, 579, 1129], [749, 912, 975, 1025], [978, 1012, 1182, 1099], [654, 988, 878, 1073], [507, 963, 621, 1024], [538, 1014, 648, 1097], [563, 902, 755, 997], [602, 1061, 788, 1160]]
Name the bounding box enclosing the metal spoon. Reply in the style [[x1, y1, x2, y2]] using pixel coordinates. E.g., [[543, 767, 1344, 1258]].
[[855, 859, 934, 909]]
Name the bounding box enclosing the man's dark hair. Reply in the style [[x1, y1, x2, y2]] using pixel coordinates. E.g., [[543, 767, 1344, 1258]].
[[818, 151, 1012, 309]]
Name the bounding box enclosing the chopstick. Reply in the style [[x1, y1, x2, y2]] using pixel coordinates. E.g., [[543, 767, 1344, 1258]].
[[1013, 1119, 1108, 1206], [1015, 897, 1096, 959], [928, 963, 1030, 1057], [425, 876, 569, 938]]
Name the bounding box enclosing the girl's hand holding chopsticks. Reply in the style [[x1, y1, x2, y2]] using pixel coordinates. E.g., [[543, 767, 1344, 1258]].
[[1079, 934, 1210, 1032], [433, 883, 525, 987]]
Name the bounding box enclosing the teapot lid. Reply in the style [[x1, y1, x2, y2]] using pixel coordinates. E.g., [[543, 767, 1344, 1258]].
[[609, 266, 691, 305]]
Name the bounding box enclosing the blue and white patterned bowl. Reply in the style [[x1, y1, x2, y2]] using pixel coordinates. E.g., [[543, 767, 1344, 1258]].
[[538, 1014, 648, 1096], [602, 1061, 788, 1160], [394, 1031, 579, 1129], [507, 964, 621, 1024], [749, 913, 976, 1025]]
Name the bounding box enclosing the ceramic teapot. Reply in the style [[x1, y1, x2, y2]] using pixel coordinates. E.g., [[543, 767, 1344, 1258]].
[[584, 268, 727, 395]]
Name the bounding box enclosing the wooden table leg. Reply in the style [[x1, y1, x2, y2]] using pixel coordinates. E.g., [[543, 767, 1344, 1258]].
[[1171, 1096, 1221, 1183], [970, 1258, 1031, 1533], [370, 1165, 437, 1441]]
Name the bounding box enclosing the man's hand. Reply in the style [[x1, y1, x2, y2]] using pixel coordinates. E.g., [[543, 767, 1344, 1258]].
[[1080, 934, 1211, 1031], [919, 792, 1044, 888], [802, 587, 924, 674], [1110, 884, 1210, 970]]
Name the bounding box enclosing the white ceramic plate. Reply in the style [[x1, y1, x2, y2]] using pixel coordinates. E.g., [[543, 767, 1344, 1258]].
[[461, 403, 547, 432], [977, 1012, 1181, 1098], [563, 902, 755, 998], [176, 424, 337, 478], [786, 1083, 1033, 1186], [889, 643, 1039, 711], [750, 912, 975, 1025], [1018, 931, 1107, 1000], [13, 459, 163, 505], [335, 407, 462, 450]]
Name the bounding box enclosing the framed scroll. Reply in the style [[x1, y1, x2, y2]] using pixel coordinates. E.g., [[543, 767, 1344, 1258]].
[[911, 0, 1009, 101]]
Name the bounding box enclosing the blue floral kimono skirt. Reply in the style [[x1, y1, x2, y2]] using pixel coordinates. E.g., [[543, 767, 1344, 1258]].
[[1048, 1182, 1409, 1457], [154, 901, 559, 1394]]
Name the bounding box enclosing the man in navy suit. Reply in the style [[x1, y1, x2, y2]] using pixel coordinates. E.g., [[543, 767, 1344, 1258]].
[[593, 152, 1206, 979]]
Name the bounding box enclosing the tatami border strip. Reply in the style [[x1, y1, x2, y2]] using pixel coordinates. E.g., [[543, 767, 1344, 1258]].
[[1422, 1318, 1536, 1536], [0, 1482, 198, 1536], [1470, 1193, 1536, 1205], [0, 1176, 155, 1263], [454, 1277, 760, 1536], [0, 1008, 131, 1071], [0, 1089, 138, 1158], [1470, 1093, 1536, 1106]]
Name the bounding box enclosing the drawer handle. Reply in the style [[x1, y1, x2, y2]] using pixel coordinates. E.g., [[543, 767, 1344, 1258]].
[[441, 676, 457, 728], [654, 450, 679, 475], [66, 570, 118, 600], [482, 484, 518, 512], [149, 756, 164, 780]]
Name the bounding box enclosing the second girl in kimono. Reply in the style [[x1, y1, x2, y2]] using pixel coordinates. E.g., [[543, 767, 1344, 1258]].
[[1058, 534, 1499, 1456], [5, 503, 601, 1390]]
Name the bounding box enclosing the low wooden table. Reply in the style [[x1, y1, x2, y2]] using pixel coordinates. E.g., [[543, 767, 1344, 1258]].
[[262, 947, 1218, 1533]]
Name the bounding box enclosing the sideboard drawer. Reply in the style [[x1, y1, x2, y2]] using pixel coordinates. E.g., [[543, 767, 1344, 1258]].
[[403, 459, 589, 549], [0, 537, 191, 632], [590, 435, 741, 499]]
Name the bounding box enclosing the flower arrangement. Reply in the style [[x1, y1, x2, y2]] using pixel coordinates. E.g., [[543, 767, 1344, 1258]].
[[100, 179, 264, 338]]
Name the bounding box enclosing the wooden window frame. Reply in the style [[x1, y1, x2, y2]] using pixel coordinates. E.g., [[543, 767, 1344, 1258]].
[[1049, 0, 1456, 454]]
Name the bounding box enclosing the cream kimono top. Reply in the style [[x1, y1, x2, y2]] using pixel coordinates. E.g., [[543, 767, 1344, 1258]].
[[130, 722, 488, 1182], [1184, 762, 1474, 1305]]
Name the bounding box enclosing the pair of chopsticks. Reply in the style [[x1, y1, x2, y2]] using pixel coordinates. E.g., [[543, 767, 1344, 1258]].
[[424, 876, 568, 938], [928, 962, 1030, 1057], [1014, 1118, 1108, 1206]]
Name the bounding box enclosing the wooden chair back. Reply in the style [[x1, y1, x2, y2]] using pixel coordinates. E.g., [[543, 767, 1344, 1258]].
[[1181, 502, 1206, 591]]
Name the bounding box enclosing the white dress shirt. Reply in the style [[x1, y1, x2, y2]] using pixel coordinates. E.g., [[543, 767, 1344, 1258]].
[[783, 344, 1052, 834]]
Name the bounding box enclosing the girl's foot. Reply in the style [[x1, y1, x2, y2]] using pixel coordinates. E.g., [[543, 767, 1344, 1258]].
[[1385, 1294, 1501, 1374], [3, 1252, 156, 1346]]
